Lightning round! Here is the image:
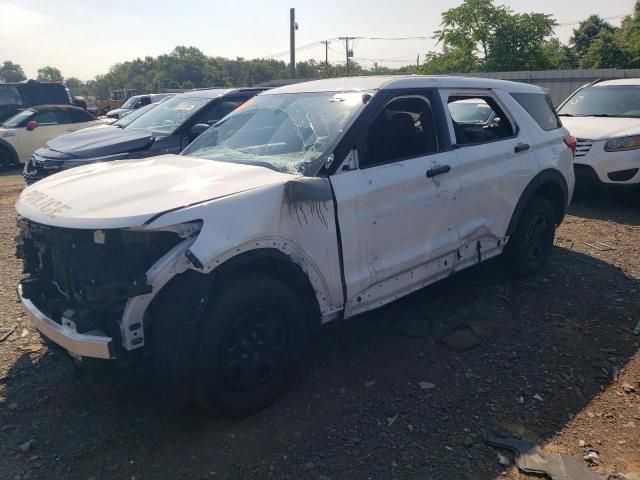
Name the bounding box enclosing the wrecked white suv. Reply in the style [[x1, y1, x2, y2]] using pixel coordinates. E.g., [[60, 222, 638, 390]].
[[15, 76, 575, 416]]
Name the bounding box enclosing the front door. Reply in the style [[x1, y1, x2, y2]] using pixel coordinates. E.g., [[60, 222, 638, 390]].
[[19, 110, 70, 161], [330, 92, 461, 317]]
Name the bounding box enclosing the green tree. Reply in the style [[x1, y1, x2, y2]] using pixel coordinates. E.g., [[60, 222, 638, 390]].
[[581, 30, 630, 68], [420, 48, 478, 74], [435, 0, 509, 60], [541, 38, 577, 69], [64, 77, 85, 95], [0, 60, 26, 82], [616, 0, 640, 66], [423, 0, 556, 73], [37, 66, 63, 82], [485, 12, 556, 71], [570, 15, 615, 60]]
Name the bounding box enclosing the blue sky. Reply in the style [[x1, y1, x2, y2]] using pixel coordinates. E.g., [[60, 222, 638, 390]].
[[0, 0, 635, 80]]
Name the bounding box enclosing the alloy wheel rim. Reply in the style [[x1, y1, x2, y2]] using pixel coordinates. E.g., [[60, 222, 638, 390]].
[[525, 213, 550, 262], [219, 307, 288, 391]]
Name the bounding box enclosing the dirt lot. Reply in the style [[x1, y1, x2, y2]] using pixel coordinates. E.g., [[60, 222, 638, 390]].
[[0, 170, 639, 480]]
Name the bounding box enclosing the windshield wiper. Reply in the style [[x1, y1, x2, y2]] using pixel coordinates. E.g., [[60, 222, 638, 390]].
[[587, 113, 617, 117], [558, 113, 575, 117]]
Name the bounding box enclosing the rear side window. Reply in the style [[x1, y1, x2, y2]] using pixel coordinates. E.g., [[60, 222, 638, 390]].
[[33, 111, 59, 125], [0, 85, 23, 105], [447, 95, 514, 145], [21, 84, 70, 106], [69, 108, 95, 123], [512, 93, 562, 131]]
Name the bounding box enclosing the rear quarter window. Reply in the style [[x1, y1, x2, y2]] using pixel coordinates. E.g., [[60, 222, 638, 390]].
[[511, 93, 562, 131]]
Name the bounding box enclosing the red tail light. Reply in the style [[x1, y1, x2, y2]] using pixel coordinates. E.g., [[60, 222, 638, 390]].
[[564, 135, 577, 156]]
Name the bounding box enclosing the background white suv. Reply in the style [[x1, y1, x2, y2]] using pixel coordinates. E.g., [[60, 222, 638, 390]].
[[558, 78, 640, 187], [15, 76, 575, 416]]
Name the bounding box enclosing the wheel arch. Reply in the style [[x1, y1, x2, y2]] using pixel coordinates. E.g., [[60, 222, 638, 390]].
[[506, 168, 569, 236], [0, 139, 19, 166], [208, 248, 324, 331]]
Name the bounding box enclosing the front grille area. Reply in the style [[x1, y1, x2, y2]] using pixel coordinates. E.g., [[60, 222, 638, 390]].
[[575, 139, 593, 159], [17, 219, 182, 338], [24, 153, 64, 184]]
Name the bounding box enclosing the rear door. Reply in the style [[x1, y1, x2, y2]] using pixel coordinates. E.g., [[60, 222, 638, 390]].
[[440, 88, 539, 267], [330, 90, 461, 316]]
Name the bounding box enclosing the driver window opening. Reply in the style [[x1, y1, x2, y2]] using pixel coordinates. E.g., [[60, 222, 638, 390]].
[[360, 96, 439, 168]]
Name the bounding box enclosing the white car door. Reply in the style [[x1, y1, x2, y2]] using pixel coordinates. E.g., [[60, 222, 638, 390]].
[[18, 110, 71, 161], [440, 89, 539, 268], [330, 92, 461, 317]]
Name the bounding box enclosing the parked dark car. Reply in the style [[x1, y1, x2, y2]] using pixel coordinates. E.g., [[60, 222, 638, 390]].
[[106, 93, 174, 119], [23, 88, 264, 183], [0, 80, 73, 123]]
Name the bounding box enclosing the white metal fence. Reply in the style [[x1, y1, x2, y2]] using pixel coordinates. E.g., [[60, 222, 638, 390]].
[[453, 68, 640, 105]]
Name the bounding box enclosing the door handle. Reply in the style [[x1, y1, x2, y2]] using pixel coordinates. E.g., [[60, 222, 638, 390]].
[[514, 142, 530, 153], [426, 164, 451, 178]]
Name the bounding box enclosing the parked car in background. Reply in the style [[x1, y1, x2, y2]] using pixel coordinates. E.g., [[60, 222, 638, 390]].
[[558, 78, 640, 187], [0, 105, 106, 169], [105, 93, 173, 119], [0, 80, 73, 123], [23, 88, 264, 183], [15, 76, 574, 416]]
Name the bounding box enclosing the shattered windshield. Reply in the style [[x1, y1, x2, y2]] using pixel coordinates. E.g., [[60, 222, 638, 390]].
[[182, 92, 370, 176]]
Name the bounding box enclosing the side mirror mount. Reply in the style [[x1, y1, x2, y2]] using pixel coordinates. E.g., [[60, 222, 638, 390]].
[[26, 120, 38, 131], [190, 123, 210, 138]]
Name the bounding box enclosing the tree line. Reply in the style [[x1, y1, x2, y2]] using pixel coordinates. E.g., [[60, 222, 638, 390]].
[[419, 0, 640, 73], [1, 0, 639, 99]]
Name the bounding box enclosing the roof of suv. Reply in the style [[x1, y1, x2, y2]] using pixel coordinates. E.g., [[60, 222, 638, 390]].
[[176, 88, 267, 99], [263, 75, 544, 95], [593, 78, 640, 87]]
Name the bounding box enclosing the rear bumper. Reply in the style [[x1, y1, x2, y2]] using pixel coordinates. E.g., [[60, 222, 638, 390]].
[[18, 285, 114, 359]]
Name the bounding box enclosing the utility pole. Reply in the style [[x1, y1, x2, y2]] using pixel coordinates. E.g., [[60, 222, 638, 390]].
[[339, 37, 356, 76], [416, 53, 420, 68], [321, 40, 330, 77], [289, 8, 296, 79]]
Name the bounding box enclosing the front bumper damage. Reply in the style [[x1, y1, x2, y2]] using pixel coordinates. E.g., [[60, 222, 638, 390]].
[[19, 285, 113, 359], [16, 218, 198, 359]]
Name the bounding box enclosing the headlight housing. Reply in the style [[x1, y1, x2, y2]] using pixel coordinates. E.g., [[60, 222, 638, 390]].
[[604, 135, 640, 152]]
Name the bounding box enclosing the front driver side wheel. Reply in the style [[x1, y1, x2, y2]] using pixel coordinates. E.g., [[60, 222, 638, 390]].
[[503, 196, 557, 277], [194, 273, 308, 417]]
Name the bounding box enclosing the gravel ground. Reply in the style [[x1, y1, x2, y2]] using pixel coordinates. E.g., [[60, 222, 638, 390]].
[[0, 170, 639, 480]]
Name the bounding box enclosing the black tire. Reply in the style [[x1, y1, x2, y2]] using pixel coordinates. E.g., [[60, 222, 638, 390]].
[[0, 146, 13, 171], [503, 196, 557, 277], [194, 273, 308, 417], [151, 272, 211, 410]]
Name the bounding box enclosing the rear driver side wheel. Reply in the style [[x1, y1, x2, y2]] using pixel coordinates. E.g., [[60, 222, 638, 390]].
[[503, 196, 557, 277]]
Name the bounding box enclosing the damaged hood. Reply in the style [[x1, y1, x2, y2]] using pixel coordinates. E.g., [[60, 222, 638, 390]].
[[44, 127, 155, 159], [16, 154, 297, 229], [561, 116, 640, 141]]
